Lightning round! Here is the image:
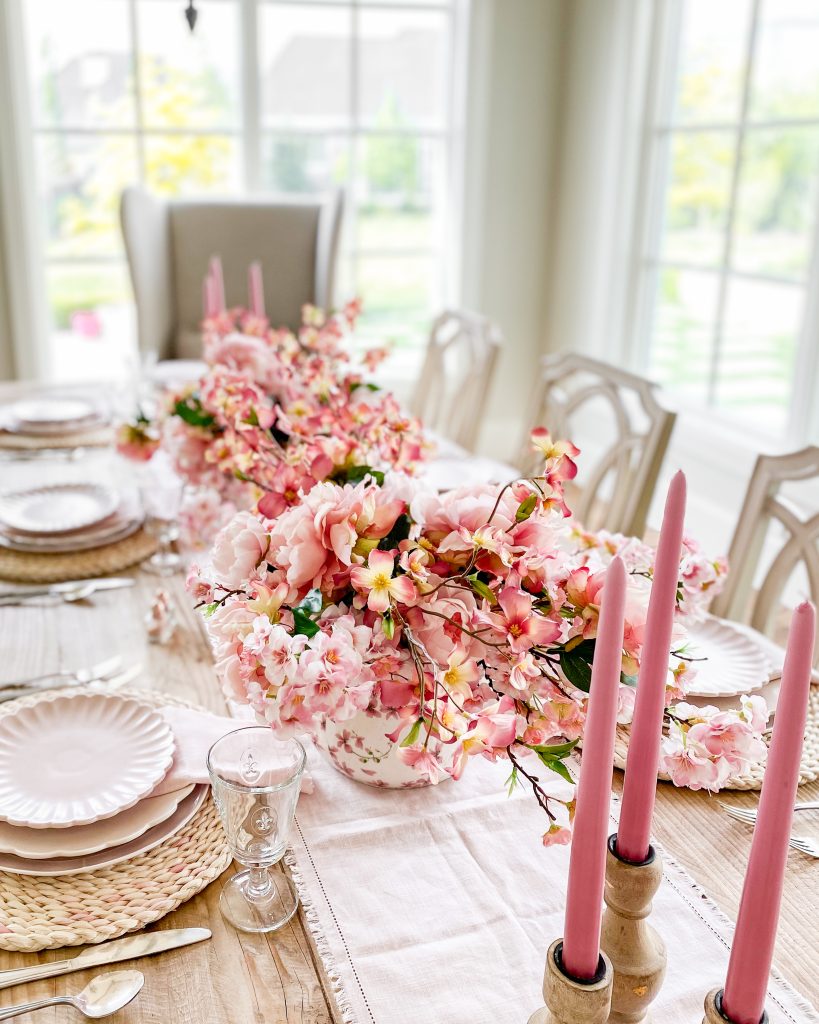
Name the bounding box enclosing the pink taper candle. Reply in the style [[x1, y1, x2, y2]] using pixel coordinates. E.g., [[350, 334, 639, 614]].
[[562, 555, 627, 980], [248, 261, 265, 318], [209, 255, 225, 313], [721, 601, 816, 1024], [616, 470, 687, 864]]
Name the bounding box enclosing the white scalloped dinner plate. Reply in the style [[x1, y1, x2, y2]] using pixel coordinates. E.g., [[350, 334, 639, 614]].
[[0, 693, 175, 829], [0, 785, 207, 876], [0, 784, 195, 859], [0, 483, 118, 535], [0, 514, 142, 553], [683, 616, 773, 698], [10, 398, 96, 427]]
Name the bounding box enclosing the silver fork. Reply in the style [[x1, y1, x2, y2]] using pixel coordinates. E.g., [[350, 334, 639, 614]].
[[0, 663, 142, 703], [0, 656, 123, 692], [788, 835, 819, 858], [719, 800, 819, 826]]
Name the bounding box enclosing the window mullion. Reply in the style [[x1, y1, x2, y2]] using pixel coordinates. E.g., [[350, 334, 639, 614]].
[[240, 0, 261, 191], [706, 0, 762, 408], [348, 2, 360, 298], [127, 0, 146, 182]]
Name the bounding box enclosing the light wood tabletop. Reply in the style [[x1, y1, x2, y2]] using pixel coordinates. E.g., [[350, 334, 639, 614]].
[[0, 388, 817, 1021]]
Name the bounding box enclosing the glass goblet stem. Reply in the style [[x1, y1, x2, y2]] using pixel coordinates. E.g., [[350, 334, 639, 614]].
[[246, 866, 274, 902]]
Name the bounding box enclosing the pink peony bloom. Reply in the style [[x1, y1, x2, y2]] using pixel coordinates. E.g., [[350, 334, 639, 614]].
[[211, 511, 270, 589]]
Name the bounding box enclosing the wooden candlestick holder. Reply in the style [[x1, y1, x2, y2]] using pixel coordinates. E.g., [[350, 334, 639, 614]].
[[702, 988, 769, 1024], [601, 835, 667, 1024], [527, 939, 613, 1024]]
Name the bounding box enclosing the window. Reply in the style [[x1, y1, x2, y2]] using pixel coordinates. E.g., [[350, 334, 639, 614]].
[[21, 0, 461, 377], [637, 0, 819, 441]]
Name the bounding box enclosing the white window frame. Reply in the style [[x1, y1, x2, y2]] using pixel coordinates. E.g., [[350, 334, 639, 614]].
[[627, 0, 819, 447], [12, 0, 469, 374]]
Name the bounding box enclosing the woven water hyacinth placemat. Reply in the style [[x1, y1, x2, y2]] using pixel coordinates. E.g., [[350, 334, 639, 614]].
[[0, 529, 157, 584], [613, 684, 819, 792], [0, 426, 113, 451], [0, 689, 230, 952]]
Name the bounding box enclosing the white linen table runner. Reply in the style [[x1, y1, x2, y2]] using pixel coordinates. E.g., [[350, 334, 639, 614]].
[[287, 748, 819, 1024]]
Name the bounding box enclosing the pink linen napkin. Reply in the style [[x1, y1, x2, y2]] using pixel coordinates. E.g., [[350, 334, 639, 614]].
[[154, 706, 314, 795]]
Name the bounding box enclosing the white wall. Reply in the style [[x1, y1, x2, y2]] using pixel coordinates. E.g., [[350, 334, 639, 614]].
[[460, 0, 566, 451]]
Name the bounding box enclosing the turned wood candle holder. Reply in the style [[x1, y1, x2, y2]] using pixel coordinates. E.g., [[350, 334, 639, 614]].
[[527, 939, 613, 1024], [702, 988, 769, 1024], [600, 834, 667, 1024]]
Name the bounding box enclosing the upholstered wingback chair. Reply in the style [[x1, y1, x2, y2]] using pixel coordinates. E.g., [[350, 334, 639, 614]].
[[120, 187, 344, 360]]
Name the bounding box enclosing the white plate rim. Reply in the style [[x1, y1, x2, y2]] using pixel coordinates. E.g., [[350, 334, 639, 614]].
[[0, 515, 142, 553], [0, 692, 175, 829], [0, 483, 119, 535], [683, 615, 773, 698], [0, 784, 195, 859], [0, 785, 207, 876]]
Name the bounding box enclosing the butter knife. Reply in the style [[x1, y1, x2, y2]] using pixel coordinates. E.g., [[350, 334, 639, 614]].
[[0, 928, 211, 991], [0, 578, 135, 604]]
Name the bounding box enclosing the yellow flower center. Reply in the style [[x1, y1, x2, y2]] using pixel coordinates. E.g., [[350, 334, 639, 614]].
[[372, 572, 392, 590]]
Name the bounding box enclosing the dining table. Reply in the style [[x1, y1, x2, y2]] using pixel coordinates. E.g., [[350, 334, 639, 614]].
[[0, 379, 818, 1023]]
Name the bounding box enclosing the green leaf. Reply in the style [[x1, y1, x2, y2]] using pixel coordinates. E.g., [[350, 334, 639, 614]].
[[173, 397, 215, 429], [515, 493, 538, 523], [292, 608, 320, 638], [620, 672, 638, 687], [399, 719, 423, 747], [382, 609, 395, 640], [539, 755, 574, 785], [378, 513, 412, 552], [467, 574, 497, 605], [558, 638, 596, 692], [341, 464, 385, 486], [245, 406, 259, 426], [297, 588, 323, 616], [527, 738, 579, 758], [203, 602, 219, 618], [505, 765, 520, 796]]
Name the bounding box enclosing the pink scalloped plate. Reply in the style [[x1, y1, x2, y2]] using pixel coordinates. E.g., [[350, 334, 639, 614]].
[[0, 693, 175, 829], [0, 784, 207, 876]]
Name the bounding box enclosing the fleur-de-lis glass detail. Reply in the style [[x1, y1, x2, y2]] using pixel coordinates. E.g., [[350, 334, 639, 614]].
[[239, 749, 260, 783], [208, 728, 305, 934]]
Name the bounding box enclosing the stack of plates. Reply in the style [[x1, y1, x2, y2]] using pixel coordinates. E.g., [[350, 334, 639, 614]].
[[0, 692, 205, 876], [0, 397, 108, 437], [0, 483, 143, 553]]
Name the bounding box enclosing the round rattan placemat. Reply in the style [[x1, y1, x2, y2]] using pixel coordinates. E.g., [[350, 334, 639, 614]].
[[0, 426, 113, 451], [0, 689, 230, 952], [613, 685, 819, 792], [0, 529, 158, 584]]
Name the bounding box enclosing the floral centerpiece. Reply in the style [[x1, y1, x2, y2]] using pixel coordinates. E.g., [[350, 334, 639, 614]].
[[117, 301, 429, 545], [189, 433, 766, 844]]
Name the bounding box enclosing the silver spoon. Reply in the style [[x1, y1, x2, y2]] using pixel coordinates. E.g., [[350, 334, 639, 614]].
[[0, 970, 144, 1020]]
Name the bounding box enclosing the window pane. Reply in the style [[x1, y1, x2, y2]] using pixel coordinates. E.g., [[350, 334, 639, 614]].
[[356, 255, 439, 346], [37, 134, 138, 259], [733, 128, 819, 280], [750, 0, 819, 120], [144, 135, 240, 195], [47, 263, 136, 380], [260, 5, 351, 129], [357, 135, 444, 252], [137, 0, 240, 128], [714, 279, 802, 431], [673, 0, 752, 124], [24, 0, 135, 129], [358, 9, 448, 130], [260, 133, 349, 193], [660, 132, 735, 266], [650, 267, 720, 404]]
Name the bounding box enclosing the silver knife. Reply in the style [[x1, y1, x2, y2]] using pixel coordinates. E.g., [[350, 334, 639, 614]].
[[0, 578, 135, 603], [0, 928, 211, 991]]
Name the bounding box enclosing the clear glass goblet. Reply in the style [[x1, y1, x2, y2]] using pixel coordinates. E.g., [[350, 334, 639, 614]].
[[207, 728, 305, 933], [137, 457, 183, 575]]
